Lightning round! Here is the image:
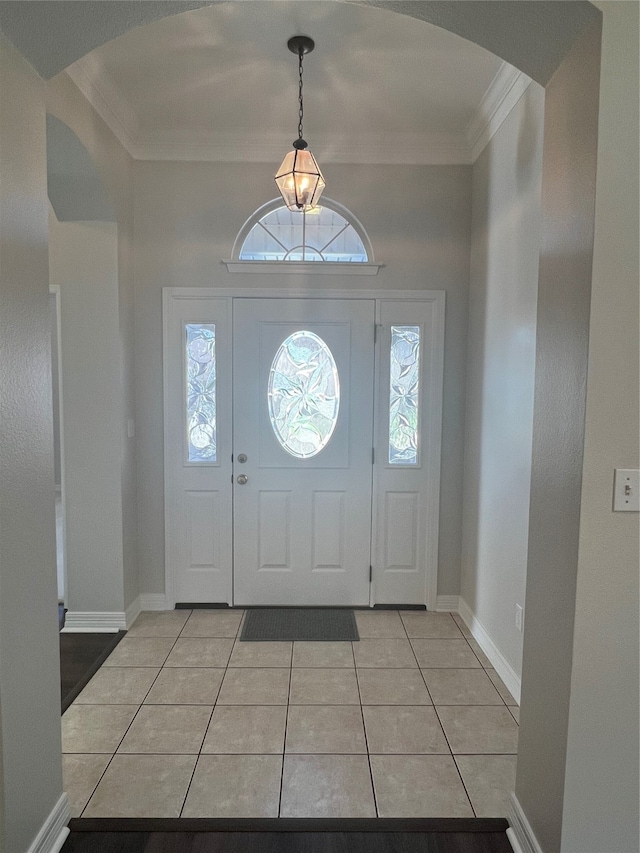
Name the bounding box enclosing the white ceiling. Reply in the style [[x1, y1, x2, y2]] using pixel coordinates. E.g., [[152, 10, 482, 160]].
[[65, 1, 530, 165]]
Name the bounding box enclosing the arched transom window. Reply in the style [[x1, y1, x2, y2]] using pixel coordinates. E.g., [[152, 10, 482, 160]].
[[235, 199, 372, 263]]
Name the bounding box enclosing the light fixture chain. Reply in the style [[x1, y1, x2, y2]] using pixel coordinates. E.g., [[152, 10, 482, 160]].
[[297, 48, 304, 140], [276, 35, 325, 212]]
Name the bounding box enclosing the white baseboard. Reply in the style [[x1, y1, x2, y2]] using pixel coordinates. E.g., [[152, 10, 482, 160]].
[[508, 793, 543, 853], [125, 595, 142, 628], [458, 597, 521, 704], [139, 593, 168, 611], [26, 793, 70, 853], [435, 595, 459, 612], [61, 611, 125, 632], [506, 828, 524, 853]]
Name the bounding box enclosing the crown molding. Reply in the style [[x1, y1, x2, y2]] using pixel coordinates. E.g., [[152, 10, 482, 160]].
[[66, 54, 141, 152], [63, 59, 473, 164], [466, 62, 533, 162], [68, 53, 535, 166]]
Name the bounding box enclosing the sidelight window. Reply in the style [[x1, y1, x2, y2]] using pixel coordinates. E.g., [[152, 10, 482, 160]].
[[389, 325, 421, 465], [186, 324, 217, 462]]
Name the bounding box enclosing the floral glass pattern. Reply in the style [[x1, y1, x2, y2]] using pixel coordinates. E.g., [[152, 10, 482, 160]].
[[186, 324, 217, 462], [389, 325, 421, 465], [268, 331, 340, 459]]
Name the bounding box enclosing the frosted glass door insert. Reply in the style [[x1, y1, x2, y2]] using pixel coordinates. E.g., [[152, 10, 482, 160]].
[[268, 330, 340, 459], [389, 325, 421, 465], [186, 324, 217, 462]]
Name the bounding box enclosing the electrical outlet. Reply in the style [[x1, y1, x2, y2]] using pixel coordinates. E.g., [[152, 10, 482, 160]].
[[127, 419, 135, 439], [515, 604, 523, 632]]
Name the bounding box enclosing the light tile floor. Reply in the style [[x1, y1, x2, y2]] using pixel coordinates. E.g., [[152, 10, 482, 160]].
[[62, 609, 519, 819]]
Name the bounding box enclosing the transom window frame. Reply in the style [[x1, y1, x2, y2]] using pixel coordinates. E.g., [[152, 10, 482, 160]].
[[224, 197, 383, 276]]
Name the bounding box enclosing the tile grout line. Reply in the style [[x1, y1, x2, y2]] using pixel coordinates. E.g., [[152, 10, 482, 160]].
[[277, 641, 294, 817], [460, 630, 491, 669], [404, 615, 478, 816], [413, 644, 437, 705], [78, 611, 192, 816], [432, 700, 478, 818], [425, 615, 477, 818], [73, 610, 517, 819], [352, 633, 380, 818], [455, 612, 520, 706], [451, 630, 512, 710], [179, 608, 244, 817], [405, 619, 445, 740]]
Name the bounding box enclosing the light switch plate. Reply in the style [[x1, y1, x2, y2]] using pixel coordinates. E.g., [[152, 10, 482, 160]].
[[613, 469, 639, 512], [127, 419, 135, 439]]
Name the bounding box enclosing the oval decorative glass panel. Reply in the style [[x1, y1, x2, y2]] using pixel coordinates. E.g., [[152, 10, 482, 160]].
[[268, 331, 340, 459]]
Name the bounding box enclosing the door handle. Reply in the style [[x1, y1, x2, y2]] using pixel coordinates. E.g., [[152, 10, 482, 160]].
[[236, 474, 248, 485]]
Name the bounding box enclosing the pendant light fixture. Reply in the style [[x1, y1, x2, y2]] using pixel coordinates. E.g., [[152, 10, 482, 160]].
[[275, 35, 326, 212]]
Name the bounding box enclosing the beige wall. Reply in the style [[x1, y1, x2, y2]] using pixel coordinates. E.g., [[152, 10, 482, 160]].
[[561, 3, 639, 850], [0, 32, 64, 853], [514, 18, 602, 853], [47, 73, 139, 612], [461, 81, 544, 682], [48, 214, 126, 612], [133, 161, 472, 601], [50, 292, 62, 486]]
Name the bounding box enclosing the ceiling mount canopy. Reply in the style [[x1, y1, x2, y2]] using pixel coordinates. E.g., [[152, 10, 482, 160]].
[[275, 34, 326, 213], [287, 34, 315, 57]]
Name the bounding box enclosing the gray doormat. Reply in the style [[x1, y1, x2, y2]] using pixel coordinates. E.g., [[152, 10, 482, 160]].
[[240, 609, 359, 642]]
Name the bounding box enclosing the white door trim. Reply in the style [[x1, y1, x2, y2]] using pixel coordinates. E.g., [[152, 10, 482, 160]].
[[166, 287, 444, 301], [163, 287, 444, 611]]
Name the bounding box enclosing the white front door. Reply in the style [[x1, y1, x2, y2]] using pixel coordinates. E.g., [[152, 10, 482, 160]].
[[164, 288, 445, 611], [232, 298, 375, 606]]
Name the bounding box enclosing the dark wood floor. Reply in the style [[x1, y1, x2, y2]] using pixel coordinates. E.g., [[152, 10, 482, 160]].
[[60, 631, 125, 711], [62, 830, 513, 853]]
